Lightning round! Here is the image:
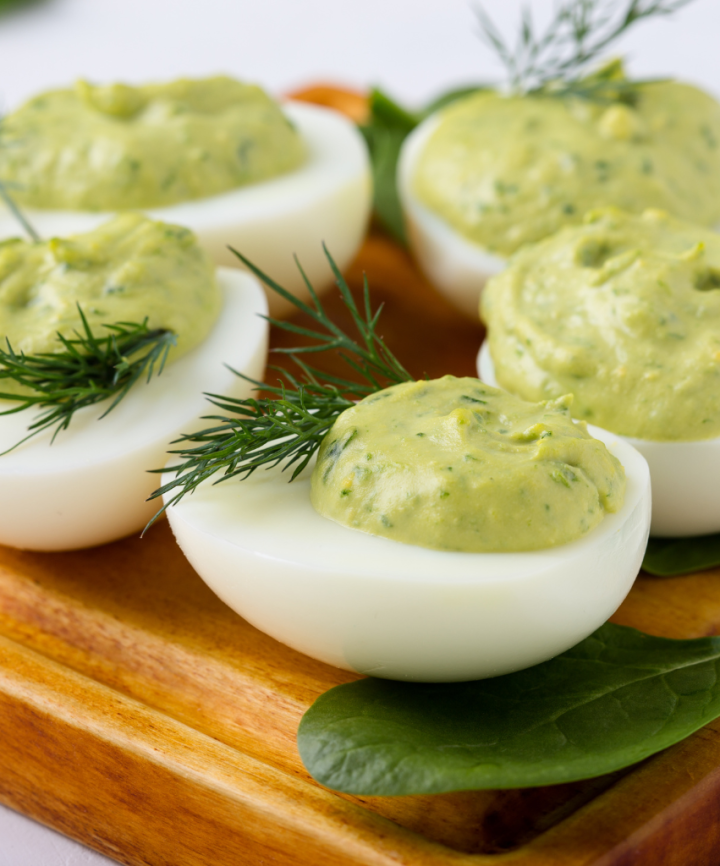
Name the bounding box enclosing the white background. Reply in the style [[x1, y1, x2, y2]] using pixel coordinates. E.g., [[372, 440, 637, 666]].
[[0, 0, 718, 108], [0, 0, 718, 863]]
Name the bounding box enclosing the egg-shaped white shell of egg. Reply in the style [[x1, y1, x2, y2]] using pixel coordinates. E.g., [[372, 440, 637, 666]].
[[478, 340, 720, 538], [397, 113, 506, 319], [0, 102, 371, 318], [163, 430, 650, 682], [0, 268, 268, 551]]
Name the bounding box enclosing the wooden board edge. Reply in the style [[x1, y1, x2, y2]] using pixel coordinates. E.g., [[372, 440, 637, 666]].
[[0, 632, 476, 866], [5, 622, 720, 866]]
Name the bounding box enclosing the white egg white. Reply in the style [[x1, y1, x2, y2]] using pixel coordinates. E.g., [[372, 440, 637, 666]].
[[0, 268, 268, 551], [163, 427, 650, 682], [0, 102, 372, 318], [397, 113, 506, 319], [478, 341, 720, 538]]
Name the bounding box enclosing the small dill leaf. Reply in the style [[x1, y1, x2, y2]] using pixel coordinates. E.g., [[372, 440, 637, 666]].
[[0, 309, 176, 453], [475, 0, 697, 99], [144, 247, 412, 531]]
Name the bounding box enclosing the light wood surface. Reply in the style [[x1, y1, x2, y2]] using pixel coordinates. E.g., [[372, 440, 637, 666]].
[[1, 87, 720, 864]]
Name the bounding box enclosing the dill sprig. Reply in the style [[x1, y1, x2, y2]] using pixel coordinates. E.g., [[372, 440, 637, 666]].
[[0, 308, 176, 453], [147, 246, 412, 522], [0, 117, 41, 242], [476, 0, 696, 97], [0, 176, 178, 452], [0, 180, 40, 242]]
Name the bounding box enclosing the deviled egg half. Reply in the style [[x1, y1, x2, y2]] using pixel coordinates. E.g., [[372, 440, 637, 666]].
[[0, 76, 371, 316], [164, 375, 650, 682], [479, 207, 720, 538], [398, 77, 720, 317], [0, 213, 268, 551]]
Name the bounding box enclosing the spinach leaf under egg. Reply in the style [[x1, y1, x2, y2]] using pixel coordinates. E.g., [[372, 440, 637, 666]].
[[358, 85, 489, 244], [642, 533, 720, 576], [298, 622, 720, 795]]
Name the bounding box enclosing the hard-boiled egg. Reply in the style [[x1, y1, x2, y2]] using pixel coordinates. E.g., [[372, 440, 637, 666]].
[[397, 113, 505, 318], [399, 81, 720, 319], [478, 342, 720, 537], [0, 102, 371, 318], [163, 427, 650, 682], [0, 268, 267, 551]]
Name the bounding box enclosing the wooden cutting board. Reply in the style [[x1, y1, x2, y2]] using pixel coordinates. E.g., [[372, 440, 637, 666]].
[[2, 88, 720, 866]]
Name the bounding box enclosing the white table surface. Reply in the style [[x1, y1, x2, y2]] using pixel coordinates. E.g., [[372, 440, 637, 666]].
[[0, 0, 718, 862]]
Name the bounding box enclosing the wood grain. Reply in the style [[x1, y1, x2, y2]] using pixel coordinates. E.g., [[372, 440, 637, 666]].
[[1, 85, 720, 865], [3, 527, 720, 864]]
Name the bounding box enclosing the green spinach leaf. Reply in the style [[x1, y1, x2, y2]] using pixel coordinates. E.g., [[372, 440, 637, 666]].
[[359, 116, 408, 244], [359, 85, 489, 244], [642, 533, 720, 576], [298, 623, 720, 795]]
